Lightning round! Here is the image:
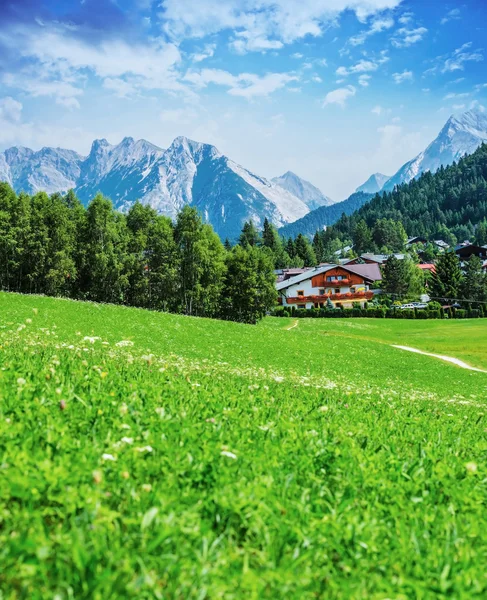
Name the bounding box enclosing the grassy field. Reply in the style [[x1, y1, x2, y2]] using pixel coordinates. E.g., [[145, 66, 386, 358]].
[[1, 292, 487, 598]]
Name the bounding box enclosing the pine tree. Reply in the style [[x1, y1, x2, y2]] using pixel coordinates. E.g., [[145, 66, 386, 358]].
[[476, 220, 487, 246], [294, 234, 317, 267], [430, 251, 463, 302], [461, 255, 487, 307], [239, 220, 260, 247], [224, 238, 232, 251], [353, 219, 373, 255]]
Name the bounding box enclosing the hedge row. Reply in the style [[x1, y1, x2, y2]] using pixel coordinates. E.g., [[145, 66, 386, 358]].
[[273, 306, 486, 320]]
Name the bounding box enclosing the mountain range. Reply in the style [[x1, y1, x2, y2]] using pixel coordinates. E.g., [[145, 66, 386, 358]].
[[0, 137, 323, 240], [1, 107, 486, 240]]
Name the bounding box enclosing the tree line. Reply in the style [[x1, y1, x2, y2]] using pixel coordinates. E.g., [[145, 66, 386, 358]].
[[381, 251, 487, 307], [0, 184, 277, 324]]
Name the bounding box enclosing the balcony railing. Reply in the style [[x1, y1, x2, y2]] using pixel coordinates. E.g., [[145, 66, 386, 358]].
[[282, 291, 374, 304], [324, 279, 351, 286]]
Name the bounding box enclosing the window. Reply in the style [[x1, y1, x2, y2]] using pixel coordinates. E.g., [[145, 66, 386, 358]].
[[337, 275, 344, 281], [297, 290, 304, 297], [319, 288, 325, 295], [326, 276, 333, 282], [335, 288, 340, 294], [314, 303, 319, 309], [351, 288, 355, 294], [297, 304, 306, 309]]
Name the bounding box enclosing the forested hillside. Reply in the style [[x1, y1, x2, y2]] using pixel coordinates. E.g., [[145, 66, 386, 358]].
[[279, 191, 373, 238], [331, 144, 487, 245]]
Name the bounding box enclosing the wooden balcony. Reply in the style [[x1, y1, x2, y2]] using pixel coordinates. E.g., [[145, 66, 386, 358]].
[[282, 291, 374, 304]]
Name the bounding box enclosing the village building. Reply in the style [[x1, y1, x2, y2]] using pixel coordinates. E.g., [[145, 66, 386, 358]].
[[276, 263, 381, 309]]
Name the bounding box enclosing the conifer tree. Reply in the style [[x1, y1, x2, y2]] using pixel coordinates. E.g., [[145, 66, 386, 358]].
[[430, 251, 463, 302]]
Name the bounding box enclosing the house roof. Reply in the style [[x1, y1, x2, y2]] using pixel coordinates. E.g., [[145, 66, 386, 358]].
[[361, 253, 405, 263], [418, 263, 436, 272], [455, 244, 487, 257], [276, 262, 381, 291]]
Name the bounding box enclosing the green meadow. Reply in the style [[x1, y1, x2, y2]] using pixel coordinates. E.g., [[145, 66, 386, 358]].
[[1, 292, 487, 599]]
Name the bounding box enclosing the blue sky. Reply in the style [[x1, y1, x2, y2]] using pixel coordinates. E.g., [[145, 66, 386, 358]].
[[0, 0, 486, 199]]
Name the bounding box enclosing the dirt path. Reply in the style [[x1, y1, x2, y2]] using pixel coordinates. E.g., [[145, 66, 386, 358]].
[[392, 345, 487, 373], [285, 320, 299, 331]]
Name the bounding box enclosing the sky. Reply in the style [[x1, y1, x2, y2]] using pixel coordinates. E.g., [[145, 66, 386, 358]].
[[0, 0, 486, 200]]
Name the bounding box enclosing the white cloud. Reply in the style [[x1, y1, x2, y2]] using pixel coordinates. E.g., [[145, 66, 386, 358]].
[[184, 68, 298, 99], [229, 33, 283, 54], [0, 97, 22, 123], [311, 75, 323, 83], [398, 12, 413, 25], [443, 92, 470, 100], [371, 105, 383, 115], [349, 15, 394, 46], [103, 78, 137, 98], [192, 43, 217, 62], [336, 59, 381, 77], [358, 74, 371, 87], [160, 107, 198, 123], [442, 42, 483, 73], [452, 104, 466, 110], [2, 71, 83, 109], [441, 8, 461, 25], [0, 22, 186, 104], [291, 52, 304, 59], [392, 70, 413, 84], [160, 0, 403, 53], [391, 26, 427, 48], [323, 85, 356, 107]]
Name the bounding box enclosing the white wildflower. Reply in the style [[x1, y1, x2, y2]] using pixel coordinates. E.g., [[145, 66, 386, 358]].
[[17, 378, 26, 386], [116, 340, 134, 347], [136, 446, 153, 453], [102, 453, 116, 461], [121, 437, 134, 444], [83, 336, 100, 344], [221, 451, 238, 460]]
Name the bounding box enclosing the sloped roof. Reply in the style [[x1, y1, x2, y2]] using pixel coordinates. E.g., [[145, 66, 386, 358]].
[[276, 262, 381, 291]]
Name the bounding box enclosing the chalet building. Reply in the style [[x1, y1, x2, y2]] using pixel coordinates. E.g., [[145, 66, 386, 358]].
[[276, 263, 381, 309], [454, 244, 487, 261]]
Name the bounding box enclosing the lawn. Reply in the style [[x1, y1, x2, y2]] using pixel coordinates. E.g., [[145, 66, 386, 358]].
[[1, 292, 487, 599]]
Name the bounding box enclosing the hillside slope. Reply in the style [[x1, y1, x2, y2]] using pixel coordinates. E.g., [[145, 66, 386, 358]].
[[279, 191, 373, 238], [332, 143, 487, 241], [1, 292, 486, 597]]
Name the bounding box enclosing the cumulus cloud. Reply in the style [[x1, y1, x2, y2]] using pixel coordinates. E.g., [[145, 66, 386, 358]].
[[192, 43, 217, 62], [442, 42, 483, 73], [160, 0, 403, 53], [0, 96, 23, 123], [441, 8, 461, 25], [392, 70, 413, 84], [0, 21, 186, 106], [336, 59, 380, 77], [391, 26, 427, 48], [358, 74, 371, 87], [349, 15, 394, 46], [184, 68, 298, 99], [323, 85, 356, 107]]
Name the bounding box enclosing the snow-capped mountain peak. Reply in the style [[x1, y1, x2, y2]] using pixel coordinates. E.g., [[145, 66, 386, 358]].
[[271, 170, 334, 210], [383, 107, 487, 191], [355, 172, 390, 195]]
